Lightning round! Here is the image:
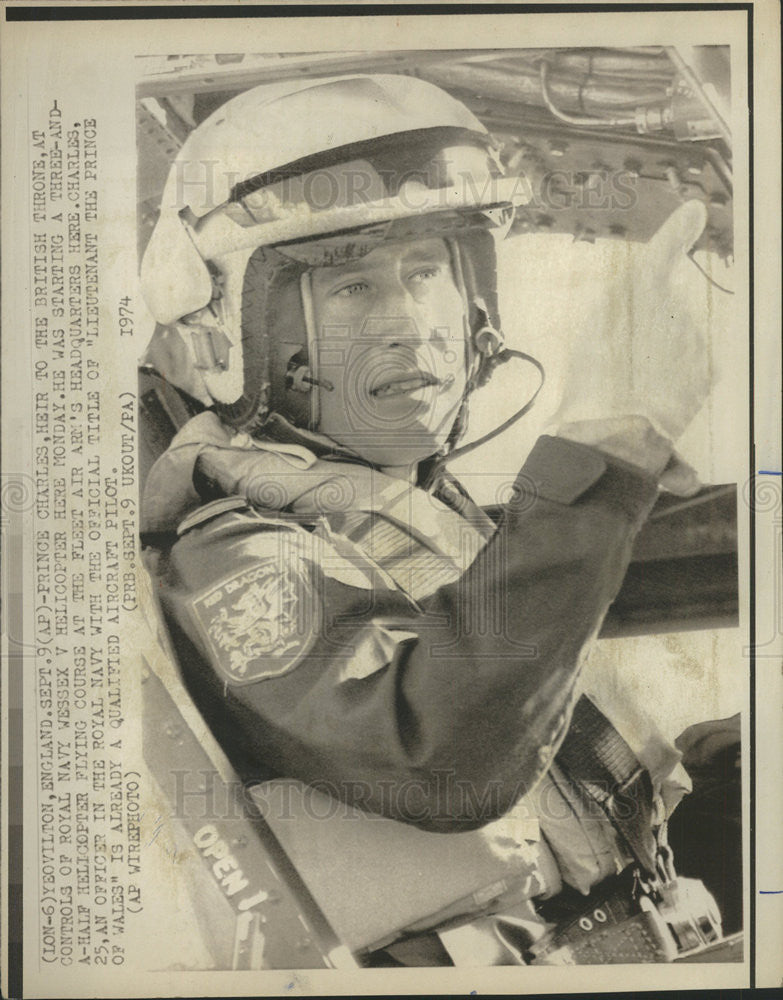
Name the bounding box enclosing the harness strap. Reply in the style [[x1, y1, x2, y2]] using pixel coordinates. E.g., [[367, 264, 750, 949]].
[[554, 695, 658, 876]]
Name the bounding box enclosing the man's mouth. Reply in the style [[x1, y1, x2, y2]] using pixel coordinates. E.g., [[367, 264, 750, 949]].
[[370, 371, 441, 399]]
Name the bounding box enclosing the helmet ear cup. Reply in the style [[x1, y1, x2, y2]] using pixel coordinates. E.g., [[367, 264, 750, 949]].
[[453, 228, 506, 393], [215, 248, 309, 436], [470, 308, 506, 390], [458, 229, 502, 335], [474, 323, 504, 358]]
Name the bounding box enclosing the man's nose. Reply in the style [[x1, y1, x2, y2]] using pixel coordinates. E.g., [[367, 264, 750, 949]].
[[359, 318, 458, 356], [359, 280, 418, 341], [359, 314, 426, 345], [359, 304, 459, 352]]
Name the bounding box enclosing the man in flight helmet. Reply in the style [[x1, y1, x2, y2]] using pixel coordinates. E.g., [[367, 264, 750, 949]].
[[140, 74, 716, 963]]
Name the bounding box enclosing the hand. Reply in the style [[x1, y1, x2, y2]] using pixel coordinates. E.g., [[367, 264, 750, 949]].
[[551, 200, 711, 444]]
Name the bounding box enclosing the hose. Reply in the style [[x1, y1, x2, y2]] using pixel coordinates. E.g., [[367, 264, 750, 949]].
[[538, 62, 639, 129]]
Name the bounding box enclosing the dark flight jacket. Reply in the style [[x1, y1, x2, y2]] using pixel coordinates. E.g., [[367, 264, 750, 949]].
[[143, 433, 659, 833]]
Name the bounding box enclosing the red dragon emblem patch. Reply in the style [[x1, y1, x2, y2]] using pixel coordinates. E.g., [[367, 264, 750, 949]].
[[191, 557, 318, 685]]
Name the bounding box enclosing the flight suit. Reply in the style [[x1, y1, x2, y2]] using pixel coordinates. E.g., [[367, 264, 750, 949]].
[[142, 413, 661, 834]]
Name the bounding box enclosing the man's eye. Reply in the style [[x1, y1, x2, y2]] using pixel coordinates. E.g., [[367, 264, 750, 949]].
[[334, 281, 368, 298], [409, 266, 440, 284]]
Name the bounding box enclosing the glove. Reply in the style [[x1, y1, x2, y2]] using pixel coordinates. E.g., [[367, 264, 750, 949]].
[[550, 200, 712, 446]]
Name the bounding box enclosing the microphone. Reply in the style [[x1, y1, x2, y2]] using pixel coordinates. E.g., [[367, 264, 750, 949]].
[[286, 365, 335, 393]]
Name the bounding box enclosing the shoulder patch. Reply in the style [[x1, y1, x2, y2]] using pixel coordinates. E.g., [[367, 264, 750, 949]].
[[191, 556, 319, 686]]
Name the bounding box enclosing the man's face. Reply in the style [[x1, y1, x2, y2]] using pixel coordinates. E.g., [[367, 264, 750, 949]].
[[309, 237, 469, 471]]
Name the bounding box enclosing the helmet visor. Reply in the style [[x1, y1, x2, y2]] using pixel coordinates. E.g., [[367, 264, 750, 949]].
[[271, 204, 515, 268], [191, 136, 530, 264]]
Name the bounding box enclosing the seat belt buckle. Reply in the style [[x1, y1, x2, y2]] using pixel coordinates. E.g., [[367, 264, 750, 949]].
[[648, 842, 723, 955]]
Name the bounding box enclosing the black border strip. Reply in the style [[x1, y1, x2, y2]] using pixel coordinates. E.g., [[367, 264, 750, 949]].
[[5, 2, 756, 21], [746, 1, 756, 988]]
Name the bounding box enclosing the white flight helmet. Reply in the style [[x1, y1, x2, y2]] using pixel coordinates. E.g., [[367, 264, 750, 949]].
[[140, 74, 531, 443]]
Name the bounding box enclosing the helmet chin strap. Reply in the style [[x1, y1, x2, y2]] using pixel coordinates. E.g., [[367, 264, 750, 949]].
[[299, 270, 320, 430], [284, 270, 337, 430]]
